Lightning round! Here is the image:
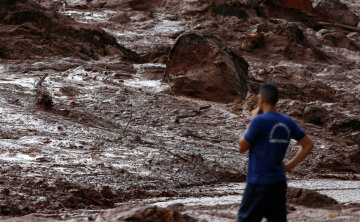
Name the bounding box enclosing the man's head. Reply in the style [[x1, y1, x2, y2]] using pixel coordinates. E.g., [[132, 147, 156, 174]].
[[258, 83, 278, 109]]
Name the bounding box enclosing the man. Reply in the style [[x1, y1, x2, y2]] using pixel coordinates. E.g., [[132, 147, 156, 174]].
[[237, 83, 314, 222]]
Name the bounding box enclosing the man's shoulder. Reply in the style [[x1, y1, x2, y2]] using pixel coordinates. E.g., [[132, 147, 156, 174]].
[[274, 112, 293, 121], [252, 113, 267, 122], [253, 112, 295, 124], [257, 112, 289, 119], [275, 112, 299, 130]]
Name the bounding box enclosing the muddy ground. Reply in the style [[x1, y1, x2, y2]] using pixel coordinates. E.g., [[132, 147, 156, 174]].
[[0, 0, 359, 221]]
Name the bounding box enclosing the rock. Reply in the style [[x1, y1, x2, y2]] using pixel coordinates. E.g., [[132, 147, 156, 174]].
[[313, 0, 360, 27], [287, 187, 338, 208], [164, 32, 249, 103], [95, 205, 198, 222]]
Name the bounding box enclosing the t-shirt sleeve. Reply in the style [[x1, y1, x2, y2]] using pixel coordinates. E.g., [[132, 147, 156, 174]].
[[291, 119, 306, 141], [244, 117, 261, 144]]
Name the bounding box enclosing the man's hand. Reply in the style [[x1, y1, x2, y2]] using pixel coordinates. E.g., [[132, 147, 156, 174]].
[[246, 107, 262, 128], [240, 107, 262, 153], [251, 106, 262, 119], [282, 162, 291, 172], [283, 136, 314, 172]]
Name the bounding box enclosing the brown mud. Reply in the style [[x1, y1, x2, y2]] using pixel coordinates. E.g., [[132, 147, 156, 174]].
[[164, 31, 249, 102], [0, 0, 359, 221], [0, 0, 141, 61]]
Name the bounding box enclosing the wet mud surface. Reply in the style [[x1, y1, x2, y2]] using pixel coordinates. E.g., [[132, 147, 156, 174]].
[[0, 0, 360, 221]]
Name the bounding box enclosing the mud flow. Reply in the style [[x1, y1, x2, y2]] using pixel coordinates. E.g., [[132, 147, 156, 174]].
[[0, 0, 360, 221]]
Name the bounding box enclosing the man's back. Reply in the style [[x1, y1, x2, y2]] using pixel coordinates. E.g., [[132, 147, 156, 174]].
[[237, 83, 314, 222], [244, 112, 305, 184]]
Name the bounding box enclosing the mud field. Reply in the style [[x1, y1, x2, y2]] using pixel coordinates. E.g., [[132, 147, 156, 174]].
[[0, 0, 359, 221]]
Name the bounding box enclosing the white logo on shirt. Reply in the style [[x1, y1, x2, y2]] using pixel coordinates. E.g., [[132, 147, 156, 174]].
[[269, 122, 290, 144]]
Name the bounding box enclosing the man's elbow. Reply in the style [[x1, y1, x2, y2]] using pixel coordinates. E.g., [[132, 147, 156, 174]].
[[304, 142, 314, 153], [238, 137, 250, 153], [239, 145, 247, 154], [299, 136, 315, 152], [308, 143, 314, 151]]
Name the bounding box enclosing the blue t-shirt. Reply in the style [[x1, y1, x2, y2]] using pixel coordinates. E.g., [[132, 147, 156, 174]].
[[244, 112, 306, 184]]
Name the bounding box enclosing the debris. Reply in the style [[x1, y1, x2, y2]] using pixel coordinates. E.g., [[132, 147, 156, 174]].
[[164, 31, 249, 103], [34, 74, 53, 110], [329, 213, 337, 218]]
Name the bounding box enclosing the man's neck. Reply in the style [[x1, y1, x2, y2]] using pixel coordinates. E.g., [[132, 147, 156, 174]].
[[262, 105, 276, 113]]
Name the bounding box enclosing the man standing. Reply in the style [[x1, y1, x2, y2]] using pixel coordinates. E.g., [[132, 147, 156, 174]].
[[237, 83, 314, 222]]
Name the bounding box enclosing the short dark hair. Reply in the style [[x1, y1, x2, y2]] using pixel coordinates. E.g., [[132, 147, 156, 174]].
[[259, 83, 278, 105]]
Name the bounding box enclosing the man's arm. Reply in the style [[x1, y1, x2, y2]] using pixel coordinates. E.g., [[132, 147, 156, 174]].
[[283, 135, 314, 172], [239, 136, 251, 153], [238, 107, 261, 153]]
